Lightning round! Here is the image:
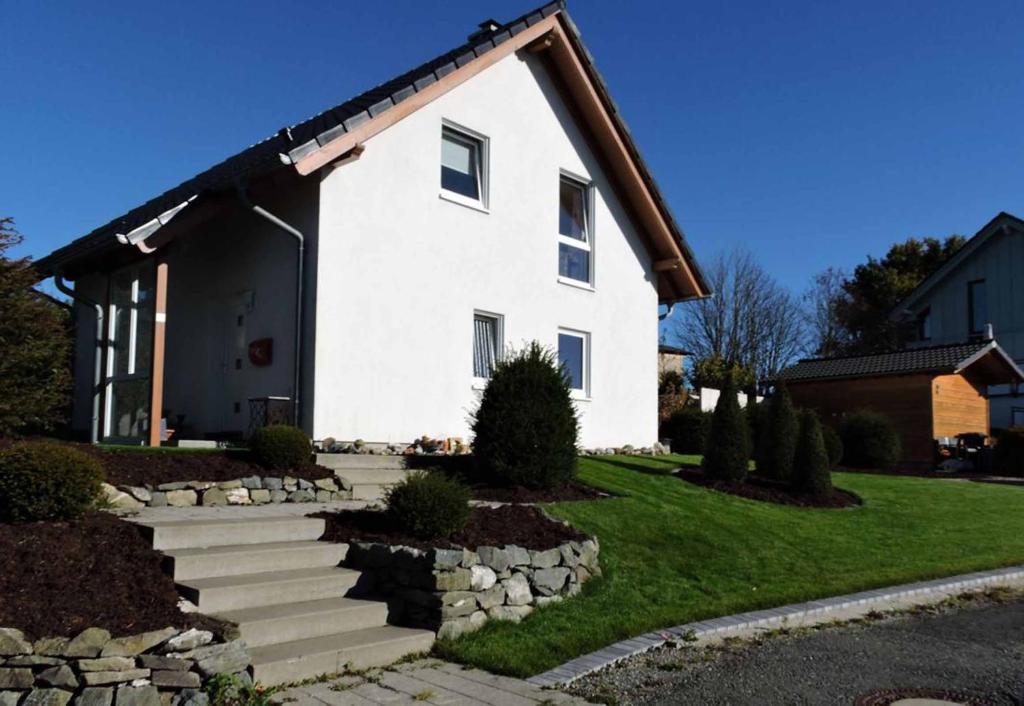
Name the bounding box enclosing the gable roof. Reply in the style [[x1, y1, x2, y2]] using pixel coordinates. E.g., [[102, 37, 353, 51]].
[[34, 2, 709, 304], [894, 211, 1024, 315], [778, 340, 1024, 385]]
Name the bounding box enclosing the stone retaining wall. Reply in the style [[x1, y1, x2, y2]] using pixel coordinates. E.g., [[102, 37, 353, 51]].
[[0, 625, 249, 706], [346, 536, 600, 640], [101, 476, 351, 510]]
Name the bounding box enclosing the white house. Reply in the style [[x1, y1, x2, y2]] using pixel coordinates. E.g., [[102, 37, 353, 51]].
[[36, 1, 710, 449], [896, 212, 1024, 428]]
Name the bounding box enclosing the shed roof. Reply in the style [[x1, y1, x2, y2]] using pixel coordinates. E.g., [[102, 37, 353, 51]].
[[34, 2, 709, 302], [778, 340, 1024, 385]]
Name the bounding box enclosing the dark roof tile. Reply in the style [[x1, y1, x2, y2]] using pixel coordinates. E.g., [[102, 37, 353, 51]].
[[778, 342, 991, 382]]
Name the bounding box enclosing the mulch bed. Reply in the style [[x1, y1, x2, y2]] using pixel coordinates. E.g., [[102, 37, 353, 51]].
[[469, 482, 607, 503], [73, 445, 331, 487], [314, 504, 588, 551], [0, 512, 224, 639], [677, 467, 862, 509]]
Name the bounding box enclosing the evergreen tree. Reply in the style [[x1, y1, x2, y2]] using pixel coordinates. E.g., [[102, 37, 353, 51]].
[[701, 375, 750, 483], [793, 409, 833, 498], [755, 383, 798, 481]]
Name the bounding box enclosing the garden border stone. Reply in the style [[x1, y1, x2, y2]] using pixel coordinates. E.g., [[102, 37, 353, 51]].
[[101, 475, 350, 510], [526, 563, 1024, 687]]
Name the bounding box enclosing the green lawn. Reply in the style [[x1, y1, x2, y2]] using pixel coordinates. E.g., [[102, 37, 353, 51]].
[[436, 454, 1024, 677]]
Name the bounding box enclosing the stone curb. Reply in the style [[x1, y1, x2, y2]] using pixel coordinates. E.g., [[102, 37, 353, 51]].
[[526, 563, 1024, 688]]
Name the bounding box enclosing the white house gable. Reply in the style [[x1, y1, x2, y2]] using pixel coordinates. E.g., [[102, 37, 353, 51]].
[[313, 49, 659, 446]]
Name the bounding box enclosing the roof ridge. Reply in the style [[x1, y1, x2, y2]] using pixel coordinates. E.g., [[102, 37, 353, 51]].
[[796, 340, 980, 364]]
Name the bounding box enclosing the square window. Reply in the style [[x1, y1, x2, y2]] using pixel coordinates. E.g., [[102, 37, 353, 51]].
[[557, 175, 592, 284], [441, 125, 487, 207], [473, 312, 502, 379], [558, 329, 589, 393]]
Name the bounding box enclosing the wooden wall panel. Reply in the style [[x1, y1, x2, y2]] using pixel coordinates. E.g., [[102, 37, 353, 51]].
[[787, 375, 935, 465], [932, 374, 989, 439]]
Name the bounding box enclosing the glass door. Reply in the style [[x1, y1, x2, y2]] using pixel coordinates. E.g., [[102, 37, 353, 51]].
[[103, 263, 156, 443]]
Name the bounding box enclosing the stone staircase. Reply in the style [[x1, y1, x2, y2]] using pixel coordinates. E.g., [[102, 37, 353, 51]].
[[139, 515, 434, 686], [316, 454, 412, 502]]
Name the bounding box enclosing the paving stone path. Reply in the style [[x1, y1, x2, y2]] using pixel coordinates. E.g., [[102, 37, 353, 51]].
[[274, 659, 596, 705]]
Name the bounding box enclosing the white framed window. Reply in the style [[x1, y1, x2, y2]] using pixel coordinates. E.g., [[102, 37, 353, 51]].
[[558, 328, 590, 397], [441, 122, 489, 210], [104, 263, 156, 443], [473, 311, 503, 380], [558, 174, 592, 286]]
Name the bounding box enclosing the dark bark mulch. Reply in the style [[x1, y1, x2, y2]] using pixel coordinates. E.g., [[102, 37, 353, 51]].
[[73, 445, 331, 487], [469, 482, 607, 503], [0, 512, 223, 639], [314, 504, 588, 551], [677, 467, 862, 509]]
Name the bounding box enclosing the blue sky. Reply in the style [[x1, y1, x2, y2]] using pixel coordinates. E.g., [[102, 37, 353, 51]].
[[3, 0, 1023, 299]]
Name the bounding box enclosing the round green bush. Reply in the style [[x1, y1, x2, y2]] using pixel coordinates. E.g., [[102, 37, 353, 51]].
[[471, 342, 579, 489], [250, 425, 312, 470], [840, 410, 901, 469], [792, 410, 833, 498], [821, 424, 844, 469], [659, 406, 710, 455], [702, 376, 750, 484], [384, 471, 471, 539], [993, 427, 1024, 477], [0, 442, 105, 523]]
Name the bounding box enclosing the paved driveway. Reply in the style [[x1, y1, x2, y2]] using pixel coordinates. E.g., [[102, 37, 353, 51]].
[[568, 595, 1024, 705]]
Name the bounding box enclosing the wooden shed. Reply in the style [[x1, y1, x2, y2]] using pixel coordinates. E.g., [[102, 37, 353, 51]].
[[778, 340, 1024, 467]]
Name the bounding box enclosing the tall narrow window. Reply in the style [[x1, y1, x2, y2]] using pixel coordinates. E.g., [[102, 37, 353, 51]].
[[105, 264, 155, 442], [441, 125, 487, 206], [473, 312, 502, 379], [558, 329, 589, 394], [558, 176, 591, 284], [968, 279, 986, 334], [917, 307, 931, 342]]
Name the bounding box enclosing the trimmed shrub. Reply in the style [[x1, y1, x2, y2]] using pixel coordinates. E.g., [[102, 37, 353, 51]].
[[793, 410, 833, 498], [840, 410, 901, 469], [993, 427, 1024, 477], [701, 377, 750, 483], [822, 425, 844, 469], [755, 384, 798, 482], [472, 341, 579, 489], [384, 471, 471, 539], [659, 406, 710, 455], [0, 442, 104, 522], [250, 425, 312, 470]]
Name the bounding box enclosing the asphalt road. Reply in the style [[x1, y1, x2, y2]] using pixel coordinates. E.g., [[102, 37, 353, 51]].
[[568, 595, 1024, 705]]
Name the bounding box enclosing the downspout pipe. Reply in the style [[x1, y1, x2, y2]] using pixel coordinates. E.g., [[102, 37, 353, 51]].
[[235, 184, 304, 429], [54, 275, 103, 444]]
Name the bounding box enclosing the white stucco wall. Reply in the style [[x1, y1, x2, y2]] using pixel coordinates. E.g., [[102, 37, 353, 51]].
[[312, 51, 661, 447]]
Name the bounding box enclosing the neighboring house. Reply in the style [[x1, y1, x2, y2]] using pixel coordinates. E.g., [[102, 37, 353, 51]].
[[896, 212, 1024, 428], [779, 341, 1024, 467], [35, 2, 710, 448], [657, 344, 688, 381]]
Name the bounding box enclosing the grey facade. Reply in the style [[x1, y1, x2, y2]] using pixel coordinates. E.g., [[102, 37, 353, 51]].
[[898, 212, 1024, 428]]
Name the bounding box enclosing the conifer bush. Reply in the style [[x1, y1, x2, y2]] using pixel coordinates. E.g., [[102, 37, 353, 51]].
[[840, 410, 901, 469], [0, 442, 104, 523], [822, 424, 844, 469], [472, 342, 579, 489], [701, 376, 750, 483], [250, 425, 312, 470], [659, 406, 710, 455], [755, 384, 798, 482], [993, 427, 1024, 477], [793, 409, 833, 498]]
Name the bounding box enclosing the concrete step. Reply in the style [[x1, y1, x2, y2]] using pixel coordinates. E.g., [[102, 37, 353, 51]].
[[215, 597, 389, 648], [164, 541, 348, 581], [316, 454, 407, 471], [177, 566, 364, 613], [335, 469, 410, 485], [143, 516, 326, 551], [249, 626, 435, 686]]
